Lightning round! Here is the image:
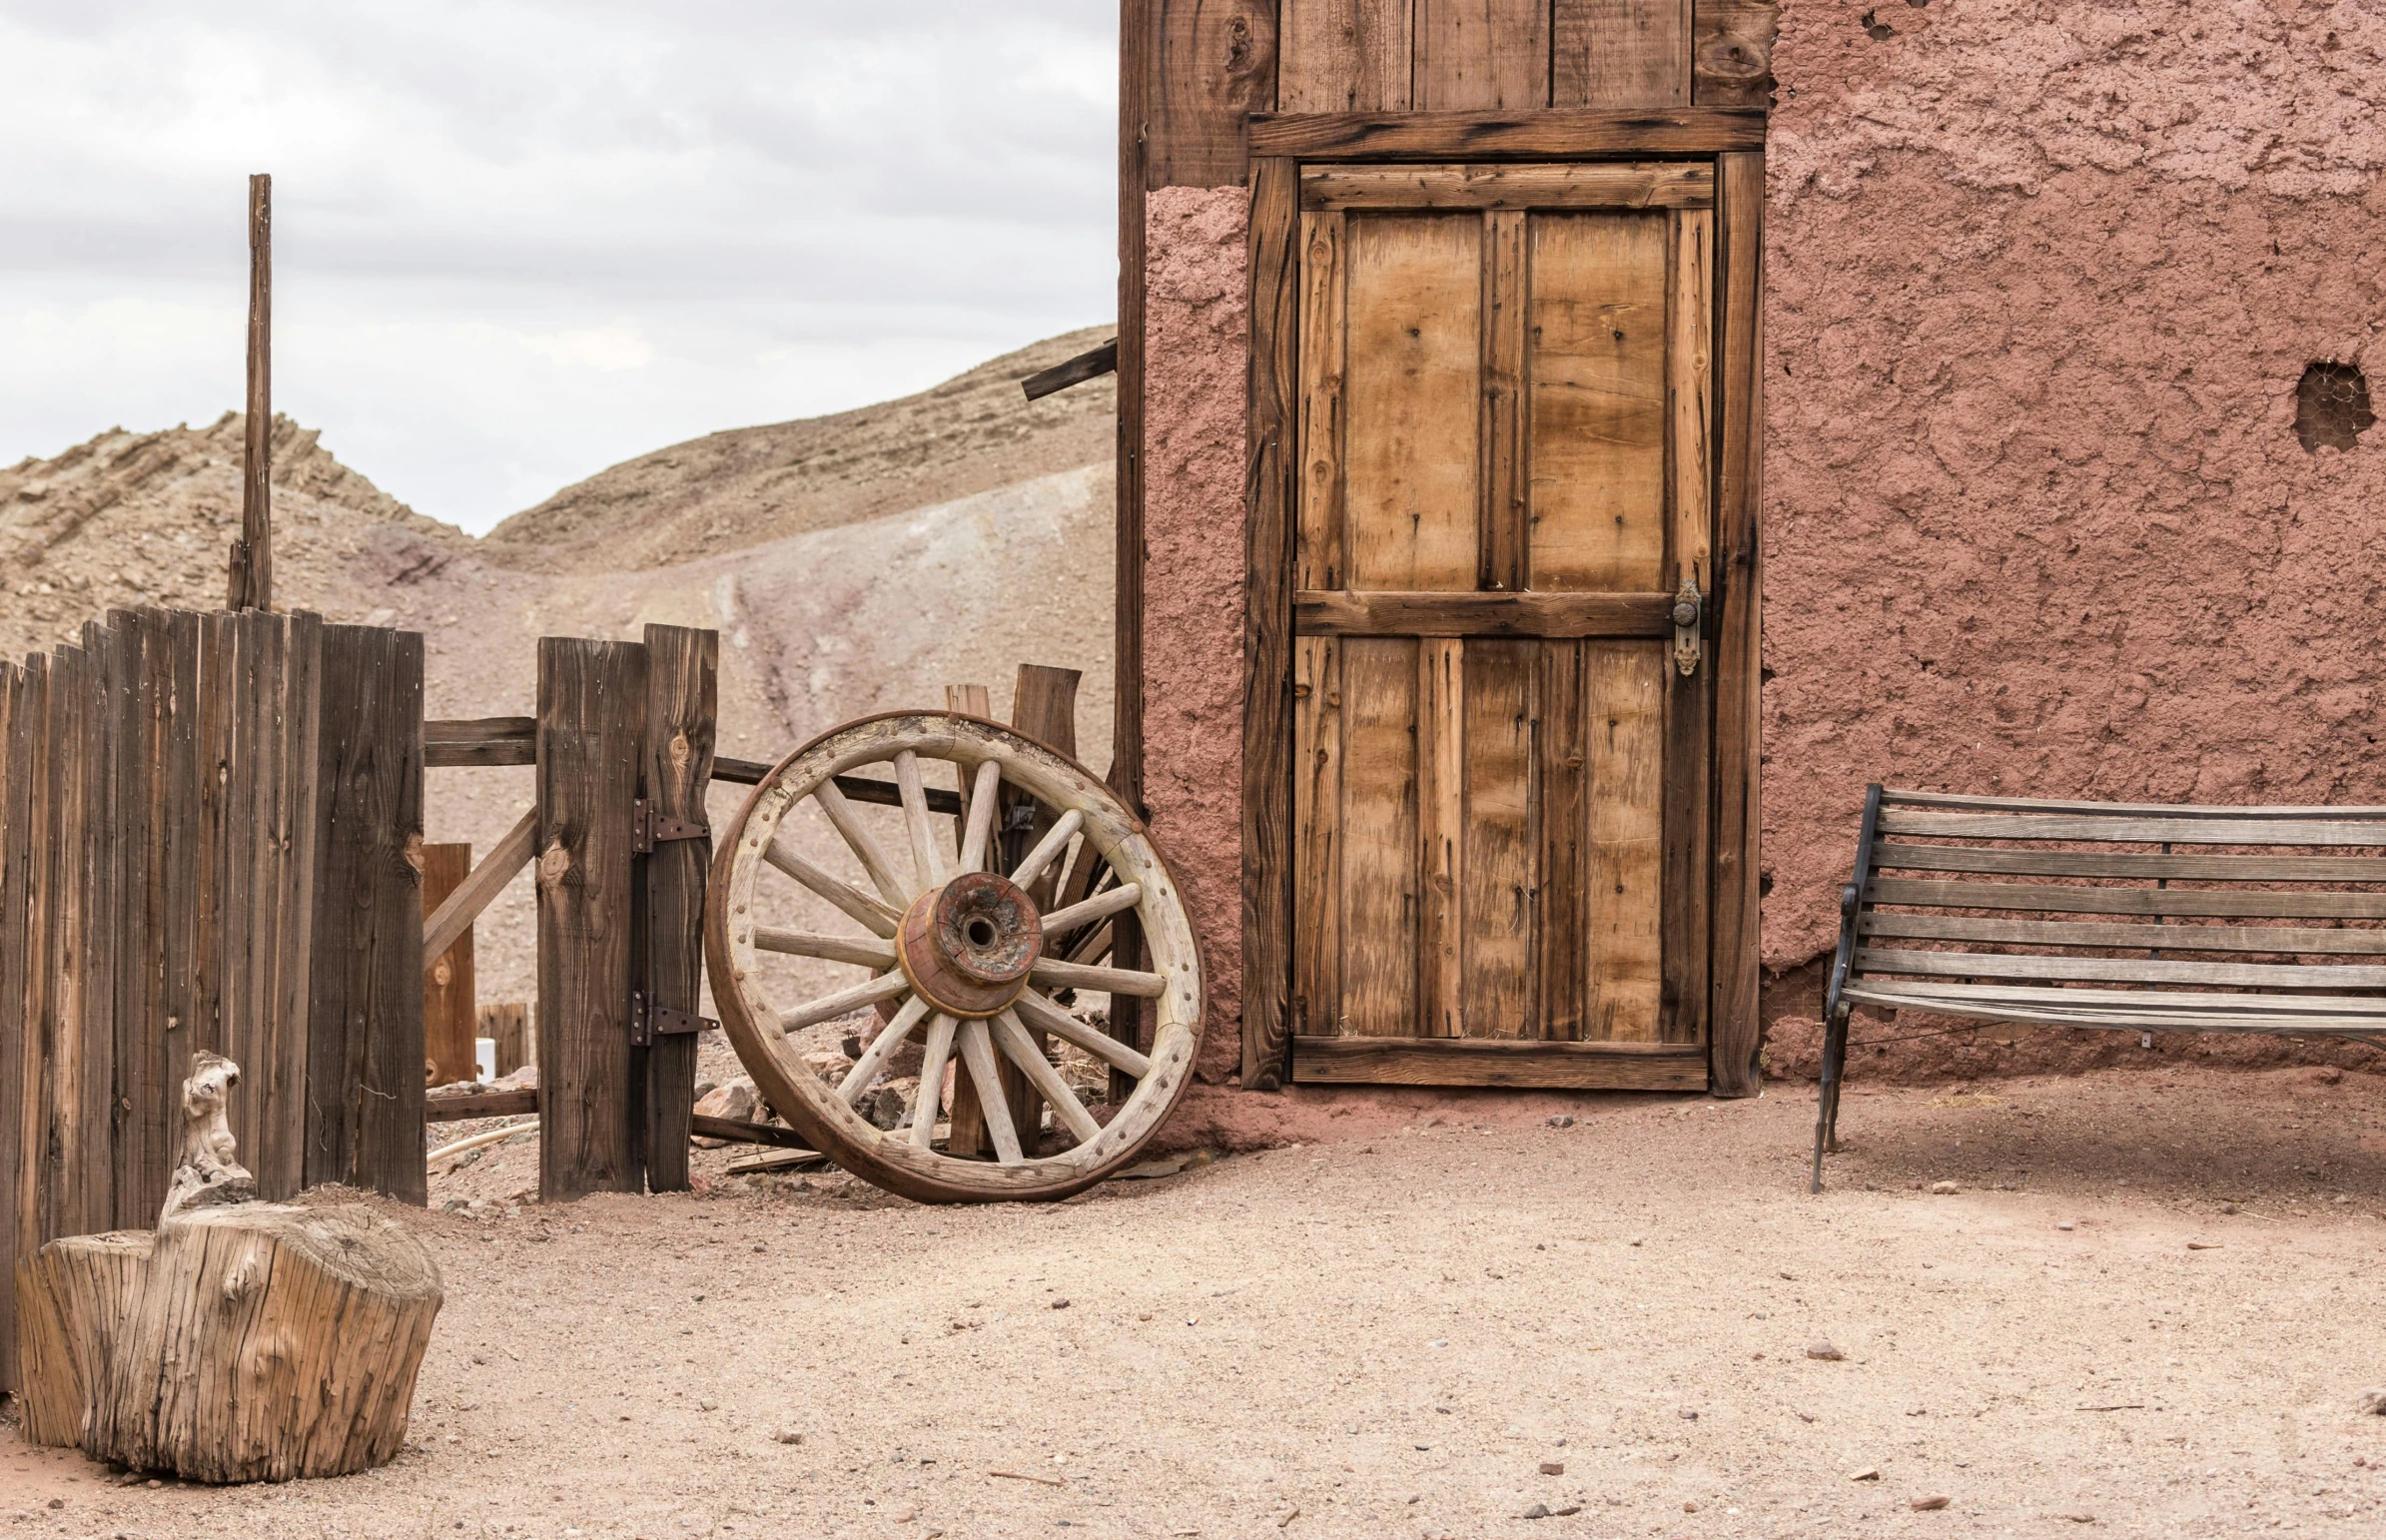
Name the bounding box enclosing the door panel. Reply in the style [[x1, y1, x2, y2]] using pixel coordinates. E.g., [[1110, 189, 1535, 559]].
[[1289, 162, 1715, 1089], [1343, 216, 1481, 591], [1528, 212, 1671, 592]]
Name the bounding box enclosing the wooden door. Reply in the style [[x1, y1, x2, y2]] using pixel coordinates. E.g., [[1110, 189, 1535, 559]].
[[1286, 162, 1715, 1091]]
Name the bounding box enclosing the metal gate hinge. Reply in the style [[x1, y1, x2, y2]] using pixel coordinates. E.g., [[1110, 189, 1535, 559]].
[[629, 990, 716, 1047], [1671, 574, 1704, 677], [632, 799, 710, 854]]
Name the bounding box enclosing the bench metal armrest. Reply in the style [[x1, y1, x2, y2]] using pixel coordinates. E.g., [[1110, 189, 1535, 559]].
[[1823, 785, 1885, 1028]]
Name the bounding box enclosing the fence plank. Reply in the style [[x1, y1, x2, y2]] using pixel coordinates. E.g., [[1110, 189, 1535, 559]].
[[538, 636, 648, 1200], [639, 624, 716, 1192], [196, 613, 234, 1062], [45, 642, 91, 1240], [305, 624, 424, 1200], [420, 843, 476, 1086], [107, 612, 166, 1228], [78, 623, 121, 1237], [0, 659, 27, 1392], [158, 609, 203, 1182]]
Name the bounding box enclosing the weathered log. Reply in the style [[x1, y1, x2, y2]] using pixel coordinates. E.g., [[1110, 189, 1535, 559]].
[[11, 1054, 442, 1482]]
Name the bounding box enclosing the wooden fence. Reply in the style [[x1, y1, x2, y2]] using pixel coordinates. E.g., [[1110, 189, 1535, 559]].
[[0, 607, 423, 1392]]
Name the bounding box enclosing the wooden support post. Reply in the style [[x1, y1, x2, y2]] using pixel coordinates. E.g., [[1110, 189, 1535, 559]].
[[419, 844, 476, 1086], [480, 1003, 530, 1077], [536, 637, 647, 1200], [943, 683, 994, 1158], [228, 174, 273, 613], [0, 658, 27, 1394], [637, 624, 716, 1192], [1003, 665, 1082, 1151]]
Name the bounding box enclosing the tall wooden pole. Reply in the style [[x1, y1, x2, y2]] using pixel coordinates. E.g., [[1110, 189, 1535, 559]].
[[228, 174, 272, 612]]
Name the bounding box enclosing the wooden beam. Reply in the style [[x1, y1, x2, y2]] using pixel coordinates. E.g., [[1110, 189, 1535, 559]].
[[689, 1113, 812, 1151], [422, 716, 534, 768], [1290, 1036, 1708, 1089], [1147, 0, 1276, 187], [1708, 149, 1764, 1098], [1021, 339, 1118, 402], [228, 173, 273, 612], [1248, 108, 1765, 159], [1300, 162, 1713, 210], [423, 1087, 538, 1123], [1240, 154, 1299, 1091], [637, 624, 715, 1192], [422, 805, 536, 964], [0, 659, 26, 1394], [419, 843, 475, 1087], [1295, 590, 1673, 637], [1692, 0, 1778, 108]]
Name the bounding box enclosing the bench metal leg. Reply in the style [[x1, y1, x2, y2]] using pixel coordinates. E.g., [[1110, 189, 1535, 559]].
[[1809, 1004, 1852, 1193]]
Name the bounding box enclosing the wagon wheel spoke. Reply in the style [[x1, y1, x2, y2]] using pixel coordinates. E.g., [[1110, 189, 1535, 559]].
[[894, 750, 949, 891], [778, 970, 910, 1035], [956, 759, 1004, 875], [838, 994, 934, 1104], [954, 1019, 1025, 1163], [1042, 882, 1141, 938], [1015, 988, 1153, 1080], [764, 836, 902, 938], [1029, 956, 1167, 999], [994, 1008, 1101, 1145], [1010, 808, 1084, 889], [814, 777, 915, 907], [753, 928, 898, 968], [911, 1014, 959, 1147]]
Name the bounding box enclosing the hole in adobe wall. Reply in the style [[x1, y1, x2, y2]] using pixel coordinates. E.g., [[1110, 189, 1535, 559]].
[[1862, 9, 1897, 39], [2295, 362, 2374, 451]]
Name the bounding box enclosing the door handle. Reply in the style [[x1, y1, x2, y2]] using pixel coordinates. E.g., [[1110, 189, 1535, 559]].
[[1672, 574, 1702, 676]]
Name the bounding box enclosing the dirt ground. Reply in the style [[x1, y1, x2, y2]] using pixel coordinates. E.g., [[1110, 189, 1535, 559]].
[[7, 1063, 2386, 1539]]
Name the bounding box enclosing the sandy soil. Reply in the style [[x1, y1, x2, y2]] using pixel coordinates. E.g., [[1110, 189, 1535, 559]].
[[7, 1064, 2385, 1538]]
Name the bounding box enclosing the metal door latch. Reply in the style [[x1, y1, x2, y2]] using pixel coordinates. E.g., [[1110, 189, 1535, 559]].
[[629, 990, 717, 1047], [632, 799, 710, 854], [1672, 574, 1703, 676]]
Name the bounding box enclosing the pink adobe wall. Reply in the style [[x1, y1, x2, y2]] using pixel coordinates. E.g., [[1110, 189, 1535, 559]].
[[1758, 0, 2386, 1079], [1139, 187, 1251, 1132]]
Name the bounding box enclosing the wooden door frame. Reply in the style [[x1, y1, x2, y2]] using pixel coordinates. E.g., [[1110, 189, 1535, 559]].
[[1238, 117, 1765, 1096]]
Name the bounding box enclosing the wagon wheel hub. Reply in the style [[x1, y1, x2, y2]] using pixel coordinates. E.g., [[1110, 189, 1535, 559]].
[[896, 871, 1044, 1019]]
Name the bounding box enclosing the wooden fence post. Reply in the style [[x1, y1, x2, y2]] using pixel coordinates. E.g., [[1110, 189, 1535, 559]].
[[536, 636, 647, 1200], [637, 625, 716, 1192], [0, 658, 27, 1392], [1003, 665, 1082, 1151], [228, 173, 273, 612], [304, 623, 423, 1201], [419, 844, 476, 1086]]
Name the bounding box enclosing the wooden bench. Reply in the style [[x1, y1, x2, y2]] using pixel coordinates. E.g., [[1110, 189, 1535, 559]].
[[1813, 786, 2386, 1189]]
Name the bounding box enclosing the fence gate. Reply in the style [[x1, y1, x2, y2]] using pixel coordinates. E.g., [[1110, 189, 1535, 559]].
[[1280, 163, 1721, 1091]]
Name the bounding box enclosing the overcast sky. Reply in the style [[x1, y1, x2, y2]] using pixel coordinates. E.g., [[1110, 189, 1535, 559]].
[[0, 1, 1117, 532]]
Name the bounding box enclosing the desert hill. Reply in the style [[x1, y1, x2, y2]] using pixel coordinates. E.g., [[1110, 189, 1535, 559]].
[[482, 326, 1116, 574], [0, 328, 1119, 1010]]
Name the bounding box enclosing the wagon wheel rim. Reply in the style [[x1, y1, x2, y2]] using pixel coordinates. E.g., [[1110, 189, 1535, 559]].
[[704, 711, 1202, 1203]]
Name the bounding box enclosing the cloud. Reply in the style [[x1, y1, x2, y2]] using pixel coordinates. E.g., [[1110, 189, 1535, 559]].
[[0, 1, 1118, 530]]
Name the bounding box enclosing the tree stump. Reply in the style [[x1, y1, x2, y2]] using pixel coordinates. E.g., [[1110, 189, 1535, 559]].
[[11, 1052, 442, 1482]]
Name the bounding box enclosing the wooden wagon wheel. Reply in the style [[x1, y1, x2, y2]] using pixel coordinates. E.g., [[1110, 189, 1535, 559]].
[[704, 711, 1202, 1203]]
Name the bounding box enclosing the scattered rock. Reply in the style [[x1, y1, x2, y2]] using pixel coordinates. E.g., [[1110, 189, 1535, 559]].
[[2356, 1388, 2386, 1416], [1051, 1297, 1072, 1310], [1678, 1408, 1699, 1421], [1538, 1461, 1565, 1476], [1849, 1467, 1881, 1482], [2056, 1221, 2074, 1231], [867, 1085, 908, 1132], [1807, 1342, 1845, 1361], [1682, 1501, 1699, 1513], [697, 1399, 717, 1412], [2058, 1513, 2096, 1524], [1931, 1180, 1960, 1195], [2186, 1241, 2223, 1250], [1546, 1115, 1576, 1129], [1551, 1504, 1582, 1516], [772, 1428, 803, 1444], [1518, 1503, 1550, 1520], [1912, 1495, 1951, 1511]]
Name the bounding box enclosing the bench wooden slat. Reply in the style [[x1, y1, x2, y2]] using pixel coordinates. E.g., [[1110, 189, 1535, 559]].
[[1877, 810, 2386, 847], [1847, 971, 2386, 1013], [1857, 946, 2386, 992], [1858, 911, 2386, 955], [1873, 842, 2386, 884], [1841, 983, 2386, 1036], [1864, 877, 2386, 920], [1880, 788, 2386, 819]]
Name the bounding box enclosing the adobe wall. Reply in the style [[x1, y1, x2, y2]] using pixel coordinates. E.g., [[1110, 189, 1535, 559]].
[[1760, 0, 2386, 1080], [1137, 1, 2386, 1136]]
